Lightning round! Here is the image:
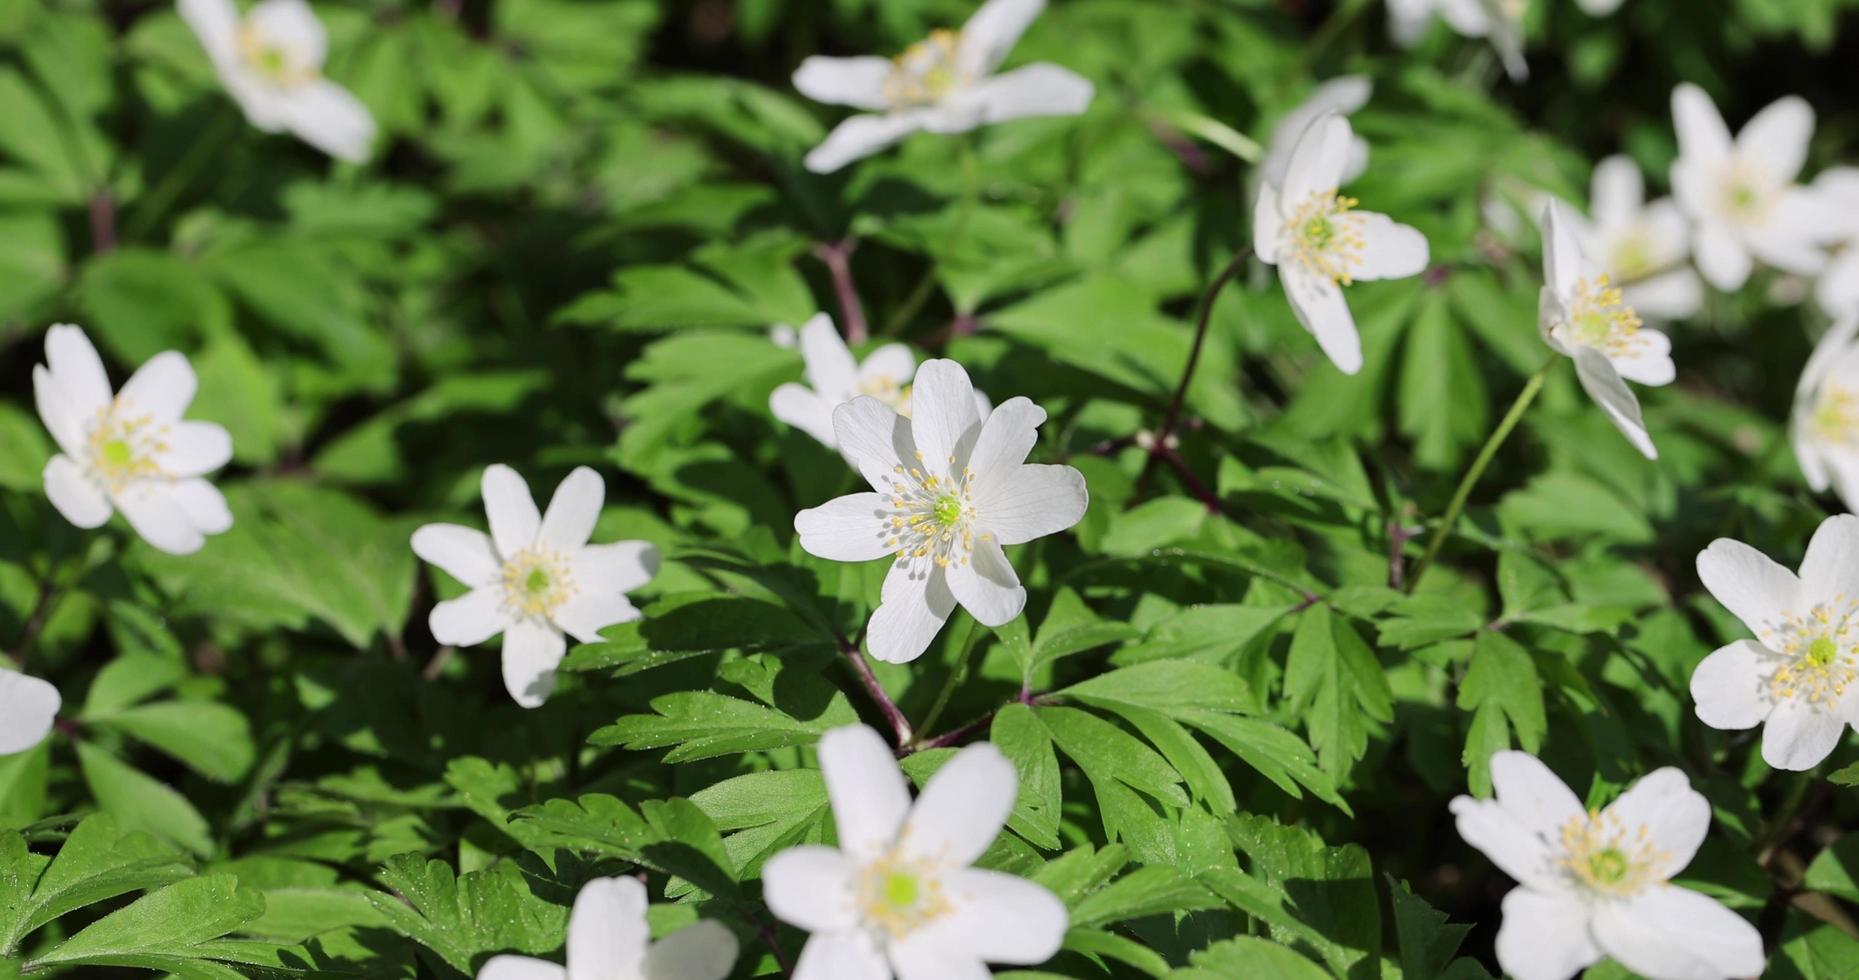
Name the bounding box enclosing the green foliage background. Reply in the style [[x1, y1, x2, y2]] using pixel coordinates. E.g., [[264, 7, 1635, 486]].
[[3, 0, 1859, 976]]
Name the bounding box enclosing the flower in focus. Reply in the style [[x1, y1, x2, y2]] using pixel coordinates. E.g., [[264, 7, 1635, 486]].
[[1538, 199, 1673, 459], [1810, 168, 1859, 317], [1561, 156, 1702, 322], [1387, 0, 1528, 80], [1694, 514, 1859, 770], [762, 724, 1067, 978], [1792, 315, 1859, 511], [411, 465, 659, 708], [1255, 113, 1429, 376], [770, 314, 990, 454], [793, 359, 1086, 664], [33, 324, 234, 555], [477, 876, 737, 980], [1452, 752, 1763, 980], [1669, 83, 1842, 292], [792, 0, 1093, 174], [0, 671, 59, 756], [180, 0, 376, 163], [1259, 76, 1371, 192]]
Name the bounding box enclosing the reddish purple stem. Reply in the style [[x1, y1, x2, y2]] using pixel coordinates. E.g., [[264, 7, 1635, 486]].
[[814, 240, 868, 344]]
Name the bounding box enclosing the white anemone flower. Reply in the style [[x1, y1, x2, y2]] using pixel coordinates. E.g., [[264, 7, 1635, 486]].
[[411, 466, 659, 708], [478, 876, 737, 980], [1451, 752, 1763, 980], [1254, 113, 1429, 376], [1810, 168, 1859, 317], [1791, 315, 1859, 511], [792, 0, 1093, 174], [0, 671, 60, 756], [1669, 83, 1842, 292], [1387, 0, 1528, 80], [793, 359, 1086, 664], [1562, 156, 1702, 322], [33, 325, 234, 556], [762, 725, 1067, 978], [1577, 0, 1625, 14], [769, 313, 990, 454], [180, 0, 376, 163], [1259, 77, 1371, 193], [1539, 199, 1673, 460], [1694, 515, 1859, 770]]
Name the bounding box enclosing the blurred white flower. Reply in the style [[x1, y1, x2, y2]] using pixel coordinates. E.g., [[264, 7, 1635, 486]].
[[763, 725, 1067, 979], [1259, 76, 1371, 192], [1670, 83, 1843, 292], [180, 0, 376, 163], [769, 323, 800, 349], [792, 0, 1093, 173], [1810, 168, 1859, 317], [1539, 199, 1672, 459], [411, 465, 658, 708], [33, 325, 234, 555], [1694, 515, 1859, 770], [1255, 113, 1429, 376], [0, 670, 59, 756], [1387, 0, 1528, 80], [793, 360, 1086, 664], [1792, 315, 1859, 511], [478, 876, 737, 980], [1560, 156, 1702, 322], [1452, 752, 1763, 980], [1577, 0, 1626, 15], [770, 313, 990, 454]]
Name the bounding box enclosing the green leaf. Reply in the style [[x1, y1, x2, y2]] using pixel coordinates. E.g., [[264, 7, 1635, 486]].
[[366, 857, 566, 975], [591, 686, 853, 763], [1388, 874, 1494, 980], [1284, 605, 1394, 776], [689, 770, 830, 879], [510, 794, 737, 900], [90, 701, 255, 783], [991, 704, 1063, 850], [25, 875, 264, 973], [1062, 660, 1254, 716], [76, 742, 214, 858], [1169, 936, 1333, 979], [1229, 813, 1380, 980], [0, 813, 193, 956], [1457, 631, 1547, 796]]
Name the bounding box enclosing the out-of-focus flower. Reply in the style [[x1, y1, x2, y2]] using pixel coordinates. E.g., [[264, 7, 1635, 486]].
[[1561, 156, 1702, 322], [794, 360, 1086, 664], [762, 725, 1067, 979], [792, 0, 1092, 173], [1255, 113, 1429, 376], [180, 0, 376, 162], [1810, 168, 1859, 317], [1792, 315, 1859, 510], [1452, 752, 1764, 980], [770, 314, 990, 454], [33, 325, 234, 555], [0, 671, 59, 756], [477, 876, 737, 980], [1259, 77, 1371, 192], [1538, 200, 1673, 459], [1387, 0, 1528, 80], [411, 466, 658, 708]]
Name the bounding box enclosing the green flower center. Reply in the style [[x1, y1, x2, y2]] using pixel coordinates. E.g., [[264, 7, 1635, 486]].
[[525, 568, 551, 595], [100, 438, 135, 469], [882, 871, 920, 909], [501, 547, 577, 619], [932, 494, 963, 526], [1302, 215, 1335, 251], [1586, 847, 1629, 885], [1808, 636, 1840, 667]]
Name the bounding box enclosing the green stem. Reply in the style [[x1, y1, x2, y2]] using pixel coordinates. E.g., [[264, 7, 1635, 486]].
[[124, 108, 239, 243], [913, 618, 984, 746], [1406, 357, 1556, 593]]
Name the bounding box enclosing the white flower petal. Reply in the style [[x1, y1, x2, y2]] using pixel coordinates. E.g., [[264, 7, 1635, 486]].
[[791, 931, 888, 980], [1817, 249, 1859, 317], [909, 360, 982, 475], [1450, 796, 1562, 892], [819, 724, 911, 859], [1600, 767, 1709, 877], [169, 478, 232, 535], [0, 671, 59, 756], [976, 464, 1087, 547], [1695, 537, 1801, 638], [538, 467, 604, 554], [1489, 750, 1584, 837], [1352, 212, 1429, 281], [1690, 640, 1773, 731], [1798, 514, 1859, 608], [1572, 347, 1657, 459], [1761, 698, 1846, 770], [1281, 113, 1354, 204], [1261, 76, 1372, 189], [772, 382, 840, 448], [793, 56, 895, 111], [1693, 221, 1752, 291], [573, 540, 659, 595], [43, 455, 111, 529], [1609, 328, 1674, 387], [412, 524, 501, 588], [945, 538, 1024, 628], [178, 0, 240, 63], [429, 587, 511, 648], [33, 366, 85, 458], [117, 483, 206, 555], [1591, 886, 1765, 980], [248, 0, 326, 65], [834, 396, 916, 493], [1591, 155, 1645, 228], [1253, 181, 1284, 265], [799, 313, 860, 399], [277, 81, 375, 165], [502, 619, 566, 709], [1826, 453, 1859, 517], [949, 64, 1092, 125], [900, 743, 1017, 867], [1540, 199, 1589, 300], [162, 422, 233, 477], [888, 942, 989, 980], [1578, 0, 1625, 13], [1493, 888, 1602, 980], [565, 877, 648, 980], [1672, 84, 1732, 167], [857, 344, 917, 393], [762, 845, 861, 935], [642, 920, 739, 980], [45, 324, 113, 417], [1624, 268, 1702, 322], [957, 0, 1045, 78], [910, 868, 1065, 967], [482, 464, 541, 556], [796, 493, 895, 563], [805, 113, 928, 174], [477, 956, 567, 980], [1736, 95, 1814, 184], [552, 591, 639, 645], [117, 352, 197, 423], [866, 559, 956, 664], [1282, 268, 1362, 376], [961, 397, 1043, 488]]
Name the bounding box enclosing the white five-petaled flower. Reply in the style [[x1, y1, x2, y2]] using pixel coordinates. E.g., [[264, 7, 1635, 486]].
[[1451, 752, 1763, 980], [770, 313, 991, 455], [411, 465, 659, 709], [1258, 76, 1371, 193], [0, 670, 60, 756], [1669, 83, 1842, 293], [762, 725, 1067, 979], [1539, 199, 1673, 460], [1792, 315, 1859, 512], [180, 0, 376, 163], [1810, 168, 1859, 317], [1561, 156, 1702, 322], [794, 360, 1087, 664], [478, 876, 737, 980], [1254, 113, 1429, 376], [1386, 0, 1528, 80], [33, 325, 234, 556], [1694, 515, 1859, 770], [792, 0, 1093, 174]]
